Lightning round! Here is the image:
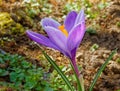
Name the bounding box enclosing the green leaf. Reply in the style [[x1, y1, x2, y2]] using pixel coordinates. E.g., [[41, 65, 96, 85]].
[[21, 61, 31, 68], [86, 28, 97, 35], [0, 69, 9, 76], [89, 49, 117, 91], [10, 72, 18, 82], [0, 58, 4, 63], [17, 73, 25, 81], [42, 50, 74, 91], [44, 86, 53, 91], [90, 44, 99, 52], [35, 86, 42, 90], [25, 76, 37, 89]]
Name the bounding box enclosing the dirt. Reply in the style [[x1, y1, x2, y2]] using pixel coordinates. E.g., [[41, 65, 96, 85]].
[[98, 0, 120, 33], [0, 0, 120, 91]]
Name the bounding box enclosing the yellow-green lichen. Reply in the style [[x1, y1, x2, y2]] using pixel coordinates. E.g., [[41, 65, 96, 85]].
[[0, 12, 25, 35], [0, 12, 13, 29]]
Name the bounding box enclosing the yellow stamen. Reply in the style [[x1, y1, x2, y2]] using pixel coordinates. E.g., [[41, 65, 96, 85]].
[[58, 25, 68, 37]]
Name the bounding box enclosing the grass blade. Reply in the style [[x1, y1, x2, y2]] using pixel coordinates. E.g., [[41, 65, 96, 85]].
[[42, 50, 74, 91], [89, 49, 117, 91]]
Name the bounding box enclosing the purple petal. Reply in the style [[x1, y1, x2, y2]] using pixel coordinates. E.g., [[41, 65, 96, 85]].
[[26, 30, 61, 51], [44, 26, 67, 52], [41, 18, 61, 29], [67, 23, 85, 58], [75, 9, 85, 25], [64, 11, 77, 32]]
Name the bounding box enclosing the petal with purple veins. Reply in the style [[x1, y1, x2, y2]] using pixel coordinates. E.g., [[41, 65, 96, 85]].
[[26, 30, 61, 51], [41, 18, 61, 29], [75, 9, 85, 25], [44, 26, 67, 52], [64, 11, 77, 32], [67, 23, 85, 58]]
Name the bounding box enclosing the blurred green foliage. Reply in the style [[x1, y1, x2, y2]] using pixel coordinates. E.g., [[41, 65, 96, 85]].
[[63, 1, 81, 14], [0, 53, 53, 91], [63, 0, 109, 19], [22, 0, 52, 18], [50, 65, 76, 91], [39, 54, 51, 72], [90, 43, 99, 52], [86, 27, 97, 35]]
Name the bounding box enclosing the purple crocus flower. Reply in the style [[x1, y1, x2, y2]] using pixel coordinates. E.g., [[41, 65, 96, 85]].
[[26, 10, 85, 77]]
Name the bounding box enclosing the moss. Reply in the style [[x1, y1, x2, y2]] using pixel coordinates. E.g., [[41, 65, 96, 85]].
[[0, 12, 25, 35], [0, 13, 13, 29]]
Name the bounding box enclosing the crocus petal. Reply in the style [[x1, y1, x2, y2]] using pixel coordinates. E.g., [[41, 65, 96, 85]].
[[67, 23, 85, 58], [64, 11, 77, 32], [26, 30, 61, 51], [44, 26, 67, 52], [41, 18, 61, 29], [75, 9, 85, 25]]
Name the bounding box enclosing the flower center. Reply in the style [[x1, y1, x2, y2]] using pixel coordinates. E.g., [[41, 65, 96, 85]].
[[58, 25, 68, 37]]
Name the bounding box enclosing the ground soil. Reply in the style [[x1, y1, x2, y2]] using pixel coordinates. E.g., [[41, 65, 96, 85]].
[[0, 0, 120, 91]]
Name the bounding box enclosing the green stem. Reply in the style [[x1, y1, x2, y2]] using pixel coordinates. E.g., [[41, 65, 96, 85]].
[[71, 58, 80, 77], [70, 58, 83, 91]]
